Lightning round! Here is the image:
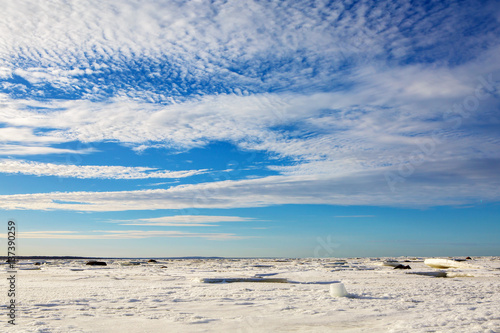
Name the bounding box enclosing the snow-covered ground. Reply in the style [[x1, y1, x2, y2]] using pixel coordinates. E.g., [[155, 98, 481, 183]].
[[1, 257, 499, 332]]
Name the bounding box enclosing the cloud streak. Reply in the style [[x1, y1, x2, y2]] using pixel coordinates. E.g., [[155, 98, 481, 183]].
[[0, 159, 206, 179], [11, 230, 243, 240], [111, 215, 256, 227], [0, 159, 498, 212], [0, 144, 94, 156]]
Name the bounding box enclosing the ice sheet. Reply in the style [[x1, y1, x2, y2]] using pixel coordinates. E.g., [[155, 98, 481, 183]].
[[1, 257, 499, 332]]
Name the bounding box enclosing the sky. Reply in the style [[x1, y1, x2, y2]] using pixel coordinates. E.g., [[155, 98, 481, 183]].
[[0, 0, 499, 258]]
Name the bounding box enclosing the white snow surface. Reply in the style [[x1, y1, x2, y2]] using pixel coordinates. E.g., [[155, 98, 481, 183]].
[[1, 257, 499, 332]]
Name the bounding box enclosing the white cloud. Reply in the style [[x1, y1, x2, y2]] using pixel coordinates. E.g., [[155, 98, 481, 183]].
[[0, 66, 12, 79], [13, 68, 81, 86], [0, 94, 293, 148], [1, 72, 497, 165], [0, 66, 499, 207], [1, 0, 497, 98], [11, 230, 242, 240], [334, 215, 375, 218], [0, 159, 498, 212], [0, 126, 66, 143], [0, 144, 94, 156], [0, 159, 206, 179], [0, 0, 499, 210], [1, 0, 498, 172], [112, 215, 255, 226]]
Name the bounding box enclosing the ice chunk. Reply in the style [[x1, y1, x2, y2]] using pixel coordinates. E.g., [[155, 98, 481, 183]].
[[200, 277, 288, 283], [330, 282, 348, 297], [424, 258, 481, 269]]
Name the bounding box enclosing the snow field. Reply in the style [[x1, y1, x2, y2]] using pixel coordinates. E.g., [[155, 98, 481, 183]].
[[1, 257, 499, 332]]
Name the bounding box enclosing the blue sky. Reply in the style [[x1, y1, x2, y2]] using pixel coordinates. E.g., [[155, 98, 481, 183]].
[[0, 0, 499, 257]]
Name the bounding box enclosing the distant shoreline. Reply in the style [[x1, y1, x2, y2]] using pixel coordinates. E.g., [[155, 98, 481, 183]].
[[1, 256, 493, 261], [0, 256, 279, 260], [1, 256, 228, 260]]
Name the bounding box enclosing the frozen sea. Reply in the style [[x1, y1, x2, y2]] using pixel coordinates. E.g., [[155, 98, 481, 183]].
[[1, 257, 499, 332]]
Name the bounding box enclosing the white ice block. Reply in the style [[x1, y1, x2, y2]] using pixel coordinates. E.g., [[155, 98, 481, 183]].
[[330, 282, 348, 297]]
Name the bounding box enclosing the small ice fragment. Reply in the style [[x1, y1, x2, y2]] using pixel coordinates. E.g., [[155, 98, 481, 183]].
[[330, 282, 348, 297], [424, 258, 481, 269]]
